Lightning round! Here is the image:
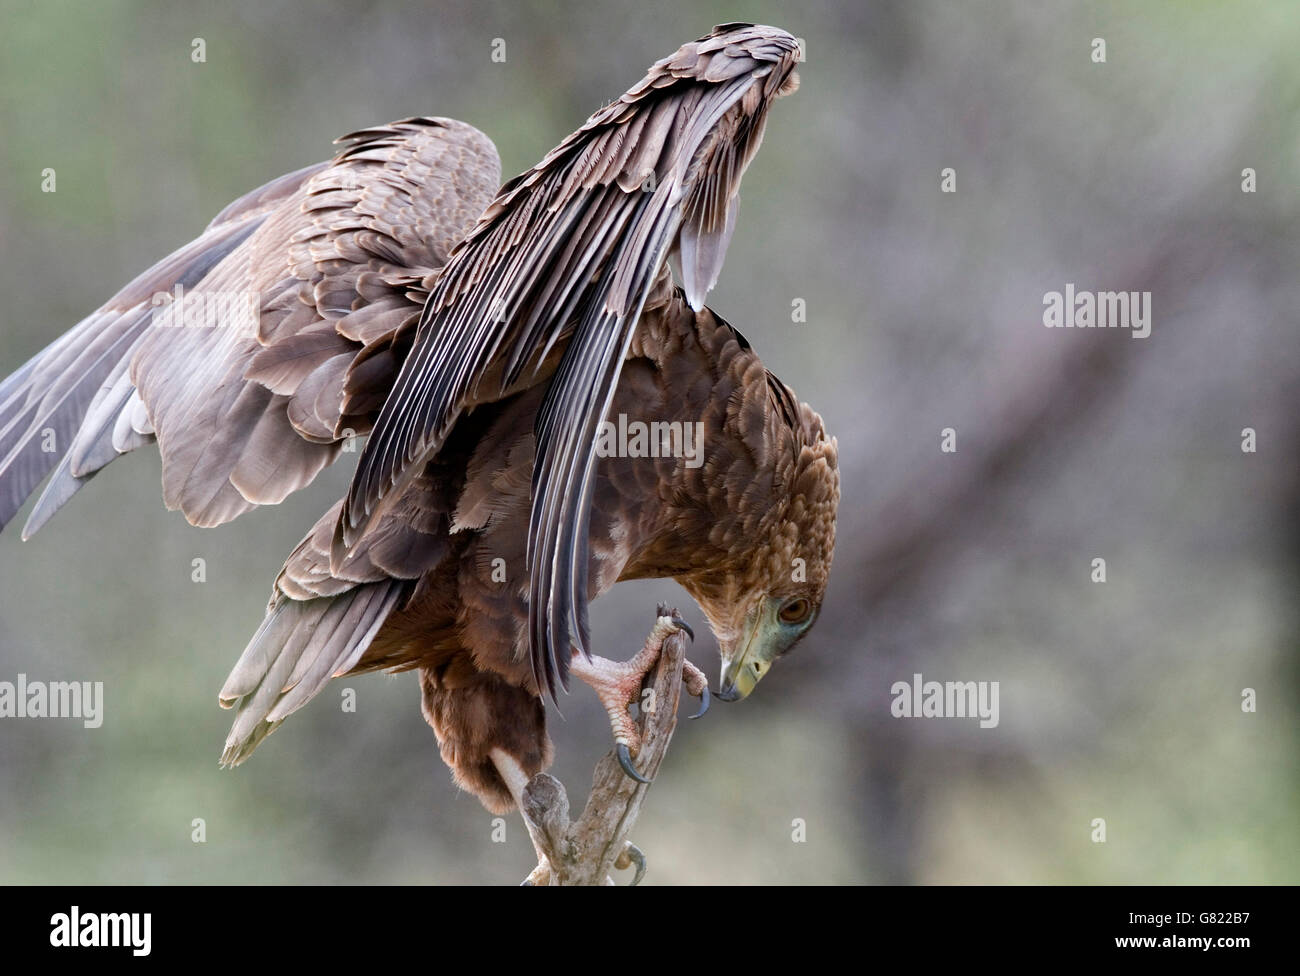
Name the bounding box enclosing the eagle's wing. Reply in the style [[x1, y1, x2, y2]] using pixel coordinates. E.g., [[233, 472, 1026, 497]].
[[0, 118, 501, 537], [337, 24, 802, 700]]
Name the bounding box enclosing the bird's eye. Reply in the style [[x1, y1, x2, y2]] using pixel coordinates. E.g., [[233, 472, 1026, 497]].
[[778, 598, 811, 625]]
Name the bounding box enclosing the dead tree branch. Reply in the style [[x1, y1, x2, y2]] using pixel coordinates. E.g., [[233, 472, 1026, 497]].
[[519, 604, 689, 885]]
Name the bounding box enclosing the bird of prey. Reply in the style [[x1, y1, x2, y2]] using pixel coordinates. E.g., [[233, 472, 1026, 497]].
[[0, 23, 839, 814]]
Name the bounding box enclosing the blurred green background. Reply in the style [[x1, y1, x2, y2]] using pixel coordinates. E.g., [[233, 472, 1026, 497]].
[[0, 0, 1296, 884]]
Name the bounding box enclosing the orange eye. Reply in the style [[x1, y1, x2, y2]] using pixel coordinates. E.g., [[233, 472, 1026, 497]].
[[778, 598, 811, 625]]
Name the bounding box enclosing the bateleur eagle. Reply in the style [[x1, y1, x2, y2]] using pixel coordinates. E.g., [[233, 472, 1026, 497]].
[[0, 23, 840, 814]]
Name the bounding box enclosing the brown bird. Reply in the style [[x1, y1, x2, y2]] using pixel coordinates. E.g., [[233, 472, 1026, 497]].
[[0, 24, 839, 814]]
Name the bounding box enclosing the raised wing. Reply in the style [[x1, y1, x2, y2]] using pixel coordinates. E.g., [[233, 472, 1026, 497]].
[[336, 23, 802, 700], [0, 118, 501, 537]]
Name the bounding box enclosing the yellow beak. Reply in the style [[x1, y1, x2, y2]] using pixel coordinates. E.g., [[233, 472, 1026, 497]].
[[716, 602, 777, 702]]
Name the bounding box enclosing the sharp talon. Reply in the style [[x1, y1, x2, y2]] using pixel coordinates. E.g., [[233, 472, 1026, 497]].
[[616, 743, 652, 784], [622, 842, 647, 886], [670, 613, 694, 641], [689, 683, 710, 719]]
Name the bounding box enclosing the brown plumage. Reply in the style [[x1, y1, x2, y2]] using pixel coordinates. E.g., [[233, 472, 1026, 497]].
[[0, 24, 839, 814]]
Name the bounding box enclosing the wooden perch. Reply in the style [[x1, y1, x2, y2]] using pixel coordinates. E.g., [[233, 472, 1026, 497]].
[[519, 604, 690, 885]]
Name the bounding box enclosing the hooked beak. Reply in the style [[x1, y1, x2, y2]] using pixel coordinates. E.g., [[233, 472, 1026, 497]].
[[716, 602, 777, 702]]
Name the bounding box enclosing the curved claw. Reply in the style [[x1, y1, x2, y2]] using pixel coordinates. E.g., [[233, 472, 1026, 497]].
[[688, 683, 710, 719], [616, 743, 652, 784], [669, 613, 695, 641], [621, 842, 647, 886]]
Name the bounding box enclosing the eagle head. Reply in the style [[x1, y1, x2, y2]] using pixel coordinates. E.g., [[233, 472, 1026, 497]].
[[682, 392, 839, 701]]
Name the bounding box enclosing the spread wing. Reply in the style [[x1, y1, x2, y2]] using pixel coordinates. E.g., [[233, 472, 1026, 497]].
[[0, 118, 501, 537], [336, 23, 802, 700]]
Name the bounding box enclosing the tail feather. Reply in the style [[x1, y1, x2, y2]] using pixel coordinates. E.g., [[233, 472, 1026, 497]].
[[218, 581, 405, 766]]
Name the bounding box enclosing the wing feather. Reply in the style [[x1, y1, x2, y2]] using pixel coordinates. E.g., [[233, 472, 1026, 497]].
[[336, 24, 801, 698], [0, 118, 501, 537]]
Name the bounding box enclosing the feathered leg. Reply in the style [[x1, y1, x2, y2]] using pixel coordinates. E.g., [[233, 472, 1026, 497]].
[[419, 668, 554, 814]]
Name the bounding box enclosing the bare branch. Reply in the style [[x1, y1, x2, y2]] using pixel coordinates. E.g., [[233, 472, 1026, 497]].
[[520, 604, 689, 885]]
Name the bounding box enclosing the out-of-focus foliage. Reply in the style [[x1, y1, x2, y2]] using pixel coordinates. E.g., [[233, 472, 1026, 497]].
[[0, 0, 1295, 884]]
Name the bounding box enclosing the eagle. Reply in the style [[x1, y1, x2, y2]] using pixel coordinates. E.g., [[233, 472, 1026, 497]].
[[0, 24, 839, 815]]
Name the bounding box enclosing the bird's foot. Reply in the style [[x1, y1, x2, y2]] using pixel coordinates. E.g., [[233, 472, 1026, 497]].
[[569, 608, 703, 783], [521, 861, 552, 886], [614, 841, 647, 885]]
